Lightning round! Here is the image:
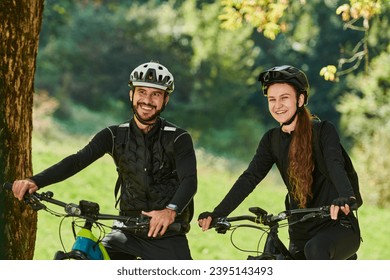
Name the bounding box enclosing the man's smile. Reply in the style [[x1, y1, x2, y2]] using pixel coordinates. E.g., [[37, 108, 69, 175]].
[[138, 103, 156, 111]]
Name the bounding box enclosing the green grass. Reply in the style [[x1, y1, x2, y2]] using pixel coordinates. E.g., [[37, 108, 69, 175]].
[[31, 134, 390, 260]]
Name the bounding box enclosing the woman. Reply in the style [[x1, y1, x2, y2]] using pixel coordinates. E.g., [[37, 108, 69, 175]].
[[198, 65, 361, 260]]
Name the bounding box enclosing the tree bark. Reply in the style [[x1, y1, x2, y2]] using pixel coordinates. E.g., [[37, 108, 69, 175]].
[[0, 0, 44, 259]]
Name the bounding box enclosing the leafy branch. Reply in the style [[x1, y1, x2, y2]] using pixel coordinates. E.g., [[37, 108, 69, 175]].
[[320, 0, 382, 81]]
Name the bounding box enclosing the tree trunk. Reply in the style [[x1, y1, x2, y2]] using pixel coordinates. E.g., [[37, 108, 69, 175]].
[[0, 0, 44, 259]]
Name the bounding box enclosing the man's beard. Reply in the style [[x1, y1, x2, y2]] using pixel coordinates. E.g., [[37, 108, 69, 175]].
[[133, 102, 162, 125]]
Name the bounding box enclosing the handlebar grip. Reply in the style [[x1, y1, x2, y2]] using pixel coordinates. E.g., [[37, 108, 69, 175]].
[[350, 203, 358, 211], [168, 222, 182, 232], [2, 182, 13, 191]]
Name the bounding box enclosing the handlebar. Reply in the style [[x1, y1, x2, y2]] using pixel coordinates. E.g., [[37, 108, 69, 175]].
[[212, 206, 331, 234], [2, 182, 183, 233]]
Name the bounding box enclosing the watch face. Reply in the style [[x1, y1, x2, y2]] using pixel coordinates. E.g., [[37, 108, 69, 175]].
[[167, 204, 178, 211]]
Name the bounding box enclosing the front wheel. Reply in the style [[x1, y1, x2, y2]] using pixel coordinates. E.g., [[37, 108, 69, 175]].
[[54, 250, 89, 260]]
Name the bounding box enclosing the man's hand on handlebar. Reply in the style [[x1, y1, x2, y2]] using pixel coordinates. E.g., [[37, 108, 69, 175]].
[[11, 179, 38, 201], [142, 208, 176, 238]]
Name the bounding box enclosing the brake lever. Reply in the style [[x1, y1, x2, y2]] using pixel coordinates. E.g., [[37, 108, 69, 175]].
[[24, 193, 46, 211], [214, 217, 230, 234], [300, 212, 320, 222], [300, 208, 330, 222]]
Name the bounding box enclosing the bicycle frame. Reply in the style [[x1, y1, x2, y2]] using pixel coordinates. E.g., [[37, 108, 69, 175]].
[[63, 223, 110, 260], [247, 220, 293, 260]]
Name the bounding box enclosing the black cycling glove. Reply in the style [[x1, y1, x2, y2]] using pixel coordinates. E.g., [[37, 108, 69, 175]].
[[198, 211, 214, 220], [198, 211, 226, 220], [331, 197, 357, 209]]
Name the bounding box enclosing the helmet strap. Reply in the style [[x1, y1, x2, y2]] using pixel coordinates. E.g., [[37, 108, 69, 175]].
[[281, 92, 305, 127], [281, 104, 303, 127], [157, 93, 166, 113]]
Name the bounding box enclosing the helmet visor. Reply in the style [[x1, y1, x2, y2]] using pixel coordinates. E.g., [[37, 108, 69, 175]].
[[258, 65, 309, 98], [258, 65, 300, 85]]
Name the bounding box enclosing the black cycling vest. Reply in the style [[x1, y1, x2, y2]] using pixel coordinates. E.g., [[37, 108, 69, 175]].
[[113, 119, 184, 213]]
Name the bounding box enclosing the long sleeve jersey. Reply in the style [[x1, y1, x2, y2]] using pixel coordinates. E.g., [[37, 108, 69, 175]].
[[30, 118, 197, 215], [212, 121, 354, 239]]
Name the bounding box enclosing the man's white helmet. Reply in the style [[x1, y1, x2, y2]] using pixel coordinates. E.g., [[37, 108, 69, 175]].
[[129, 62, 174, 94]]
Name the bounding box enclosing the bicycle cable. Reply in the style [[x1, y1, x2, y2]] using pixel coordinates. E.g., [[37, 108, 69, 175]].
[[58, 215, 69, 254], [229, 224, 269, 256], [94, 221, 108, 243]]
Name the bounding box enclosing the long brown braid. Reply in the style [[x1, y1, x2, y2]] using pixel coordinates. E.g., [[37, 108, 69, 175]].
[[287, 107, 314, 208]]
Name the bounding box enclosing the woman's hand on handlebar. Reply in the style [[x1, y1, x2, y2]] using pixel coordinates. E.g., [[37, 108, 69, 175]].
[[330, 197, 356, 220], [198, 216, 212, 231], [197, 211, 214, 231], [11, 179, 38, 201]]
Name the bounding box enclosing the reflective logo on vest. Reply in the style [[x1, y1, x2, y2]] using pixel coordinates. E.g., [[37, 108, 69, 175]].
[[164, 126, 177, 131]]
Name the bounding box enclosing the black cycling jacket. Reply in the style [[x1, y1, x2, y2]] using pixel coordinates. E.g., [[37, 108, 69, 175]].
[[212, 121, 355, 239], [31, 117, 197, 216]]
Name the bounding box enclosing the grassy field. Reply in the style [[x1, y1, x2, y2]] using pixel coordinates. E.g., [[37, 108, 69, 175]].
[[31, 133, 390, 260]]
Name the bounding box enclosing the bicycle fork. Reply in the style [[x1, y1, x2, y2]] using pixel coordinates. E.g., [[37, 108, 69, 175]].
[[262, 224, 294, 260], [54, 221, 110, 260]]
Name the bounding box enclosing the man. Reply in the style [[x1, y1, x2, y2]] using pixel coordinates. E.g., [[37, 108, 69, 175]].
[[11, 61, 197, 259]]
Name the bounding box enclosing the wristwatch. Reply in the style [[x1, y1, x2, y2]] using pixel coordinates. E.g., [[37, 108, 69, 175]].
[[166, 203, 178, 212]]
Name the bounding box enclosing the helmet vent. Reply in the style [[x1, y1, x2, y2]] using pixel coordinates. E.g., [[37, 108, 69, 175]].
[[129, 62, 175, 94]]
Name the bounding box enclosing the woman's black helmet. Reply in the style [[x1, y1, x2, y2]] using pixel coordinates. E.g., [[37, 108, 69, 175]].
[[258, 65, 310, 105]]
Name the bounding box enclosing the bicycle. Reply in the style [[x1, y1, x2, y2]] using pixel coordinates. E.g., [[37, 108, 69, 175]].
[[2, 182, 183, 260], [211, 205, 355, 260]]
